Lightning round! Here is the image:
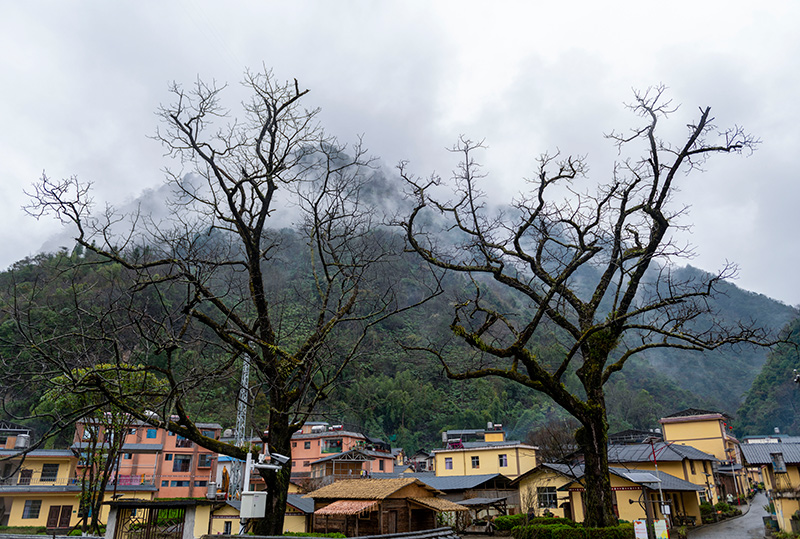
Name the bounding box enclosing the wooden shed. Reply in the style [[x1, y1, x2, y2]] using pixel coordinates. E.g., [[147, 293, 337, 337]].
[[305, 477, 466, 536]]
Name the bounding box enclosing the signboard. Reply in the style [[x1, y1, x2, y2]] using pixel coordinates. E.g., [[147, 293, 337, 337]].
[[654, 519, 668, 539], [633, 520, 648, 539]]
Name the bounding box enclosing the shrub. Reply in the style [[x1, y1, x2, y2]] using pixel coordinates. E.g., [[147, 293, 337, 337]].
[[512, 523, 633, 539], [496, 514, 527, 530]]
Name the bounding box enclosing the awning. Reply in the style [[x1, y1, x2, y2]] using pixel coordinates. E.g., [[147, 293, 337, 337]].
[[316, 500, 380, 515], [410, 497, 469, 512]]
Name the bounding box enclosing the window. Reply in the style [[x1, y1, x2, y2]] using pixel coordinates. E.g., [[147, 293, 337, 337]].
[[22, 500, 41, 519], [379, 460, 385, 471], [173, 455, 192, 472], [471, 456, 480, 469], [198, 454, 213, 468], [291, 461, 296, 467], [304, 441, 311, 449], [161, 480, 169, 487], [146, 429, 157, 439], [303, 461, 310, 467], [165, 454, 173, 461], [537, 487, 558, 508], [41, 463, 59, 482], [690, 460, 696, 474], [201, 430, 215, 438], [176, 435, 193, 448], [292, 442, 297, 448], [445, 457, 453, 470], [82, 429, 92, 440], [123, 453, 132, 460], [170, 480, 190, 487], [498, 454, 508, 467], [194, 481, 208, 487], [702, 461, 708, 474], [128, 428, 136, 435], [224, 521, 232, 534]]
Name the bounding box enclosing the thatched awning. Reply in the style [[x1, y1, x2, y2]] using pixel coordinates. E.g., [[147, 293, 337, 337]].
[[316, 500, 380, 515], [410, 497, 469, 512]]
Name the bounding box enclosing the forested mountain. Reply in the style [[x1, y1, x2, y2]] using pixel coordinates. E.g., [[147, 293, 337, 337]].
[[736, 317, 800, 436], [1, 233, 794, 453]]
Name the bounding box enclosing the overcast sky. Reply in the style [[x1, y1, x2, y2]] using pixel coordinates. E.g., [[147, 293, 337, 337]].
[[2, 1, 799, 305]]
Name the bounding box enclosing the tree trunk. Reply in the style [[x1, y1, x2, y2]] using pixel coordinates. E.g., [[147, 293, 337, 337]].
[[575, 407, 616, 528], [251, 408, 294, 535]]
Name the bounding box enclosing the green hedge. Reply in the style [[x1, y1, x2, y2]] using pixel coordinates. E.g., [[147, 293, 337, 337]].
[[512, 522, 634, 539]]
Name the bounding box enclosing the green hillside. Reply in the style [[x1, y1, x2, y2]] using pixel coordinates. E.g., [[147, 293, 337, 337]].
[[0, 238, 794, 453]]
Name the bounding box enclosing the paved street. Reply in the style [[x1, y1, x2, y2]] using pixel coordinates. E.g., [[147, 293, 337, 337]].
[[688, 492, 769, 539]]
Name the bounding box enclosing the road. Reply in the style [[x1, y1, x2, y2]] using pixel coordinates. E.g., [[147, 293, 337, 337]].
[[688, 492, 768, 539]]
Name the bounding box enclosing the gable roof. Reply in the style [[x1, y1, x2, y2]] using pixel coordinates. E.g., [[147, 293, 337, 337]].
[[510, 463, 584, 485], [562, 467, 703, 492], [306, 477, 439, 499], [311, 448, 393, 465], [741, 442, 800, 465], [608, 443, 716, 464], [409, 473, 512, 491]]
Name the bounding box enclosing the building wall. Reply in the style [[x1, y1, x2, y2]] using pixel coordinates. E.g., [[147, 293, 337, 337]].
[[566, 475, 701, 525], [434, 446, 536, 478], [660, 418, 728, 461], [290, 431, 365, 472], [516, 469, 572, 518]]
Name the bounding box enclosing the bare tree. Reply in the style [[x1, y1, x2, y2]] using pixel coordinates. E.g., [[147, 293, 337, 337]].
[[399, 86, 766, 527], [20, 69, 437, 534]]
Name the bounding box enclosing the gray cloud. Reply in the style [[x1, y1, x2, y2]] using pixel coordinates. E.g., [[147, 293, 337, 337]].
[[3, 1, 799, 305]]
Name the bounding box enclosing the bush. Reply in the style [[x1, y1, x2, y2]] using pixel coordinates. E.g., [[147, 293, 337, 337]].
[[282, 534, 345, 538], [496, 514, 528, 530], [512, 522, 633, 539]]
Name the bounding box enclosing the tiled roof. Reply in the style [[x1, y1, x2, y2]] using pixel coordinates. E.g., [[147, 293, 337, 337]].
[[741, 443, 800, 465], [286, 494, 314, 514], [661, 408, 725, 419], [311, 448, 393, 465], [306, 477, 438, 499], [0, 449, 74, 458], [608, 443, 716, 463], [408, 473, 512, 491], [563, 466, 703, 492]]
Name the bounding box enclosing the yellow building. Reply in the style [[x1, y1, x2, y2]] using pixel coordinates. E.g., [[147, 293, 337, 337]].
[[208, 494, 314, 534], [562, 466, 704, 527], [0, 448, 156, 530], [512, 463, 579, 519], [433, 441, 537, 479], [660, 409, 746, 501], [740, 442, 800, 534], [607, 442, 719, 505]]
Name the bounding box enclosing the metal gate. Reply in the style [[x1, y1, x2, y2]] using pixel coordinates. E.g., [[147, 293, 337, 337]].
[[114, 505, 186, 539]]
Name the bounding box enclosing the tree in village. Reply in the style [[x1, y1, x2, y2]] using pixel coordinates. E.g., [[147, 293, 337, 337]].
[[36, 365, 168, 535], [19, 69, 436, 534], [399, 86, 766, 527]]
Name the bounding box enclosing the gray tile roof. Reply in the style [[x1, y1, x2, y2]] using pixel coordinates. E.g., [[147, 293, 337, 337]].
[[561, 466, 702, 492], [608, 443, 716, 463], [404, 473, 511, 491], [741, 442, 800, 465], [287, 494, 314, 514], [0, 449, 74, 458], [311, 448, 394, 465]]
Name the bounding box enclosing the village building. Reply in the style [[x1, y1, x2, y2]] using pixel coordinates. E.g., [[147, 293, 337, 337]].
[[740, 441, 800, 534], [305, 477, 466, 536], [432, 426, 537, 479], [659, 408, 746, 500]]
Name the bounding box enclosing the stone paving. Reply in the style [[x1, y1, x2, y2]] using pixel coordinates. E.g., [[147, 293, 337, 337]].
[[688, 492, 769, 539]]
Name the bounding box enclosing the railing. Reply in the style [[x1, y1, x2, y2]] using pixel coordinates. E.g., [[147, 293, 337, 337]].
[[0, 473, 215, 489]]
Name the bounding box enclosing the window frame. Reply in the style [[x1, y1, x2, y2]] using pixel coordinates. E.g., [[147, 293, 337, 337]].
[[22, 500, 42, 519], [40, 463, 59, 482], [444, 457, 453, 470], [537, 486, 558, 509], [471, 455, 480, 469]]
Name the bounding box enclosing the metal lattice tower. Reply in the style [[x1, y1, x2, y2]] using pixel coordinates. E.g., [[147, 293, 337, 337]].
[[229, 354, 251, 496]]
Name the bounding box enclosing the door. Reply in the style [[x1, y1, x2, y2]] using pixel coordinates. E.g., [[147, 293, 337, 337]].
[[46, 506, 60, 528], [19, 470, 32, 485], [387, 510, 397, 534], [58, 506, 72, 528]]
